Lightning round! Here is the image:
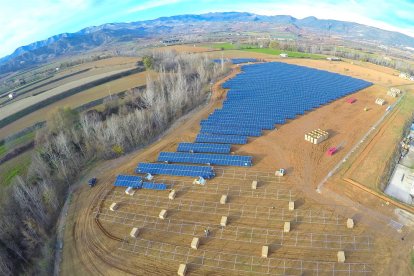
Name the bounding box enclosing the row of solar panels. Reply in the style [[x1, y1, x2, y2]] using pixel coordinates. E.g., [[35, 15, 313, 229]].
[[130, 62, 372, 179], [136, 163, 215, 178], [113, 175, 167, 190], [158, 152, 252, 167]]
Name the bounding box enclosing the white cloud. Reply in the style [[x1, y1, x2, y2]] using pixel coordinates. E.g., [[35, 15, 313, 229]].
[[128, 0, 182, 13]]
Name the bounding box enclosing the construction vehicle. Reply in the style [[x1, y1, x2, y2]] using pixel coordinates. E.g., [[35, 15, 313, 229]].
[[193, 176, 206, 185], [275, 168, 285, 176]]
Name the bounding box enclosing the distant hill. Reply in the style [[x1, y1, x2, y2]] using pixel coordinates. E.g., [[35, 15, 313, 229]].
[[1, 12, 414, 74]]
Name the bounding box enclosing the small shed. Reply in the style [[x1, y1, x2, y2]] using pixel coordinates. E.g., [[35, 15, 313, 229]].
[[220, 216, 228, 227], [337, 251, 346, 263], [288, 201, 295, 211], [251, 180, 258, 190], [191, 237, 200, 250], [346, 218, 354, 229], [177, 264, 187, 276], [169, 190, 176, 200], [110, 202, 118, 211], [220, 194, 228, 204], [159, 209, 167, 220], [284, 222, 290, 233], [261, 245, 269, 258], [125, 186, 135, 196], [130, 227, 139, 238]]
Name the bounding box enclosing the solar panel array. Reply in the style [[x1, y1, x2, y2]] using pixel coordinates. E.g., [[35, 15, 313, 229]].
[[195, 133, 248, 144], [133, 62, 372, 178], [136, 163, 215, 178], [158, 152, 252, 167], [231, 58, 258, 64], [142, 182, 168, 190], [177, 142, 231, 154], [114, 175, 143, 188]]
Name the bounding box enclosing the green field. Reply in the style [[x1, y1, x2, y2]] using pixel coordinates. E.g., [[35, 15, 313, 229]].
[[0, 150, 32, 187], [242, 48, 325, 59], [207, 42, 256, 50], [207, 43, 324, 59], [0, 131, 35, 158]]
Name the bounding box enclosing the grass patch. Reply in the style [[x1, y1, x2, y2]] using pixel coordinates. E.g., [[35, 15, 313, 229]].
[[411, 250, 414, 269], [0, 150, 32, 187], [207, 42, 256, 50], [242, 48, 325, 59], [0, 131, 35, 157]]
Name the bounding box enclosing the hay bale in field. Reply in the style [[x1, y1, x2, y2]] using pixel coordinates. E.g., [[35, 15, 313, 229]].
[[337, 251, 346, 263], [191, 237, 200, 250], [284, 222, 290, 233], [130, 227, 139, 238], [220, 194, 228, 204], [177, 264, 187, 276], [261, 245, 269, 258], [252, 180, 258, 189], [288, 201, 295, 211], [347, 218, 354, 229], [169, 190, 176, 200], [159, 209, 168, 219], [109, 202, 118, 211], [220, 216, 228, 227]]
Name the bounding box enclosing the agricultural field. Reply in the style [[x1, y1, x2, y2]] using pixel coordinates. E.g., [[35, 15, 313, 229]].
[[0, 150, 32, 187], [0, 70, 154, 140], [61, 56, 414, 275]]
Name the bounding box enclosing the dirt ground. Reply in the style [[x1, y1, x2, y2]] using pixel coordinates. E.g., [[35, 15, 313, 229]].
[[60, 55, 414, 275]]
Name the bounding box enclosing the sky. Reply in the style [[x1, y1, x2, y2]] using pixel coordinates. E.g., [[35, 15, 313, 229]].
[[0, 0, 413, 58]]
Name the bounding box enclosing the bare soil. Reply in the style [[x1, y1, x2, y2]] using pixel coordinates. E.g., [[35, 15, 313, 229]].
[[61, 56, 414, 275]]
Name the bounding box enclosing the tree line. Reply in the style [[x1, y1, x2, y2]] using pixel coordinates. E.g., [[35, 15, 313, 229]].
[[0, 50, 227, 275]]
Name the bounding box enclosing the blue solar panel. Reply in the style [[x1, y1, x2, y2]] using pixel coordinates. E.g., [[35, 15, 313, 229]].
[[201, 125, 262, 136], [113, 175, 142, 188], [142, 182, 168, 190], [231, 58, 258, 64], [158, 152, 252, 167], [201, 119, 275, 130], [195, 133, 248, 144], [136, 163, 215, 178], [177, 142, 231, 154]]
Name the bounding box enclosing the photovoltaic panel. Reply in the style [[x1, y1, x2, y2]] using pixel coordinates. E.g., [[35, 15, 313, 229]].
[[200, 119, 275, 130], [158, 152, 252, 167], [142, 182, 168, 190], [177, 142, 231, 154], [201, 125, 262, 137], [136, 163, 215, 178], [195, 133, 247, 144], [113, 175, 142, 188], [231, 58, 257, 64]]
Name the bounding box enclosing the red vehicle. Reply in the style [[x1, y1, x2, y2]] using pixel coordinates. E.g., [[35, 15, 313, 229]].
[[326, 147, 337, 156], [346, 98, 356, 104]]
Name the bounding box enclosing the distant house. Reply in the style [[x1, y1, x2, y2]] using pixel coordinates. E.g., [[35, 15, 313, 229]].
[[327, 57, 341, 61], [280, 53, 288, 58], [399, 72, 411, 80]]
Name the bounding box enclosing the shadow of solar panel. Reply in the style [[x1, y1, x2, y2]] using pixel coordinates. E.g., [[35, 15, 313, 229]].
[[177, 142, 231, 154], [114, 175, 142, 188], [136, 163, 215, 178], [158, 152, 252, 167], [195, 133, 248, 144]]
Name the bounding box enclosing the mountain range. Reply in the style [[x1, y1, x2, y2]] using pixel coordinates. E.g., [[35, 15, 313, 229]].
[[2, 12, 414, 74]]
